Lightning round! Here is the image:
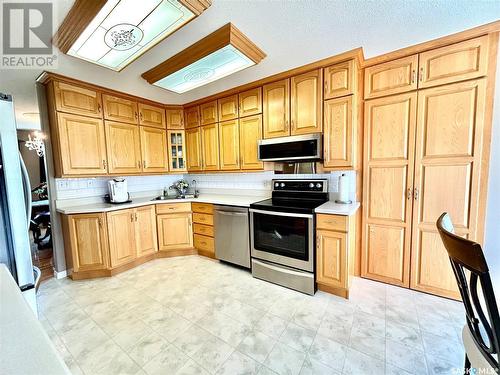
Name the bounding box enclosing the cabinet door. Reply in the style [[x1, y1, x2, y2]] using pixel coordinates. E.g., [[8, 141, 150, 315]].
[[186, 127, 202, 172], [361, 92, 417, 287], [323, 96, 354, 168], [418, 36, 488, 89], [166, 108, 184, 129], [364, 55, 418, 99], [201, 123, 220, 171], [219, 119, 240, 170], [65, 213, 108, 272], [140, 126, 169, 173], [239, 87, 262, 117], [107, 209, 136, 267], [56, 112, 107, 175], [184, 106, 200, 128], [53, 81, 102, 118], [410, 79, 486, 300], [324, 60, 355, 99], [316, 230, 347, 289], [168, 130, 187, 172], [200, 100, 218, 125], [139, 103, 166, 129], [263, 79, 290, 138], [105, 121, 142, 174], [240, 114, 263, 170], [218, 95, 239, 121], [135, 205, 158, 257], [157, 213, 193, 251], [103, 94, 138, 124], [290, 69, 323, 135]]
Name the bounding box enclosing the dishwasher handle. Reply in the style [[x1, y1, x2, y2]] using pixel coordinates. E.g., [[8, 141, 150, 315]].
[[215, 210, 248, 217]]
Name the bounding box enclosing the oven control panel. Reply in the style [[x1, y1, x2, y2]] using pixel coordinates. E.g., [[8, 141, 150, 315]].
[[272, 179, 328, 192]]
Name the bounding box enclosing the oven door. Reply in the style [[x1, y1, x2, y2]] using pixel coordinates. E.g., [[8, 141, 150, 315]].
[[249, 208, 314, 272]]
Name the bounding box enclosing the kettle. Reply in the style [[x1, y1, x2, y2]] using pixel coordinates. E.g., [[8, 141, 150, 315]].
[[108, 178, 129, 203]]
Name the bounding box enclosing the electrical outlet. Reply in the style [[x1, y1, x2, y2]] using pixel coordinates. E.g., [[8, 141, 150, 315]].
[[87, 179, 94, 188]]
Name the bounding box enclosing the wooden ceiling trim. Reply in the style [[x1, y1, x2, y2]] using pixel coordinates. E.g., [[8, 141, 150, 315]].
[[53, 0, 107, 54], [179, 0, 212, 16]]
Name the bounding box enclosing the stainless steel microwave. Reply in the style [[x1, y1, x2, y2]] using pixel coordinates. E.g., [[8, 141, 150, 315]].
[[257, 133, 322, 162]]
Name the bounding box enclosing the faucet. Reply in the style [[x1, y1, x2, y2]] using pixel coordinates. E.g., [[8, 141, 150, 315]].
[[191, 180, 198, 197]]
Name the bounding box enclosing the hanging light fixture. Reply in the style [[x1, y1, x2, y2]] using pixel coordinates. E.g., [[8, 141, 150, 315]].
[[142, 23, 266, 93], [53, 0, 211, 71], [25, 131, 46, 157]]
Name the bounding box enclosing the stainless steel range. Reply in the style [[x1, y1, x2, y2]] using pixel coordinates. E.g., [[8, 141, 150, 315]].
[[249, 179, 328, 295]]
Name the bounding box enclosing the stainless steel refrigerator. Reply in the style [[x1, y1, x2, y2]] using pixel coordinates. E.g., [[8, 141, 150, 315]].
[[0, 93, 38, 313]]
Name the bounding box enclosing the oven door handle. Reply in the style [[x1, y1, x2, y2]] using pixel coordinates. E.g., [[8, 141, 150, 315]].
[[249, 208, 313, 219]]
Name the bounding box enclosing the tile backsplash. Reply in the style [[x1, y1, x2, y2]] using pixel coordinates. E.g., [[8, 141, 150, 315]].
[[55, 170, 357, 202]]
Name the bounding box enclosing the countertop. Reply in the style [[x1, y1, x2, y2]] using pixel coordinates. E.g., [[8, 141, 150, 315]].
[[0, 265, 70, 375], [315, 201, 360, 216], [56, 194, 270, 215], [57, 193, 360, 216]]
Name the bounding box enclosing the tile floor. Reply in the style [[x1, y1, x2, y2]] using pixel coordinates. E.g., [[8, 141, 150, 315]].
[[38, 256, 466, 375]]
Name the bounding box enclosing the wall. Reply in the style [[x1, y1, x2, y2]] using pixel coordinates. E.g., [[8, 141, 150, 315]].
[[484, 45, 500, 292]]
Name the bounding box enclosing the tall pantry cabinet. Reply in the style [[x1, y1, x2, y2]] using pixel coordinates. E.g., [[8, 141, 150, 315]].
[[361, 35, 496, 299]]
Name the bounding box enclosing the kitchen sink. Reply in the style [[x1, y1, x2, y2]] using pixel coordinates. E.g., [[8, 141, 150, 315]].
[[151, 195, 180, 201]]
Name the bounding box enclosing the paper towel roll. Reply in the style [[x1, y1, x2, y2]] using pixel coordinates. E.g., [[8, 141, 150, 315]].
[[338, 173, 350, 203]]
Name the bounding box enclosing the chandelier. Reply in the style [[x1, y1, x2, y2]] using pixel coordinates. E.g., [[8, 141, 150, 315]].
[[25, 131, 45, 157]]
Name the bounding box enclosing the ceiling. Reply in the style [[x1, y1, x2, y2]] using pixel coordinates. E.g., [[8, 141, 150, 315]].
[[1, 0, 499, 129]]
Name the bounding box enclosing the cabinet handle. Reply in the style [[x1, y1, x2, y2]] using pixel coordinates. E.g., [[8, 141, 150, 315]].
[[98, 218, 102, 226], [414, 188, 419, 201], [102, 159, 107, 169], [137, 160, 141, 168], [143, 160, 146, 168], [98, 103, 101, 113], [140, 112, 143, 120], [324, 81, 328, 93], [135, 112, 138, 119], [411, 70, 416, 84], [407, 188, 412, 200], [135, 213, 138, 221], [419, 67, 424, 82], [130, 213, 134, 222]]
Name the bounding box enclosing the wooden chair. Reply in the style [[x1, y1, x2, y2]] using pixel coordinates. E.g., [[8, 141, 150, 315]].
[[436, 213, 499, 374]]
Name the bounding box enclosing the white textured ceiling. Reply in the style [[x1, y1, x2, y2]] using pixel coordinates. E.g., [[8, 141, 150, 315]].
[[1, 0, 500, 129]]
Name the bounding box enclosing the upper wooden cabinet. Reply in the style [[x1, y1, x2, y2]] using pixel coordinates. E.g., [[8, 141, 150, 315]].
[[186, 127, 202, 172], [218, 95, 239, 121], [290, 69, 323, 135], [140, 126, 169, 173], [166, 108, 184, 129], [184, 106, 200, 129], [323, 96, 354, 169], [138, 103, 166, 129], [364, 55, 419, 99], [200, 100, 218, 125], [324, 60, 355, 99], [263, 79, 290, 139], [62, 213, 108, 273], [168, 130, 187, 172], [105, 121, 142, 174], [239, 114, 263, 170], [56, 112, 107, 176], [201, 123, 220, 170], [107, 209, 137, 268], [103, 94, 138, 124], [418, 36, 488, 88], [239, 87, 262, 117], [53, 81, 102, 118], [135, 205, 158, 258], [219, 119, 240, 170]]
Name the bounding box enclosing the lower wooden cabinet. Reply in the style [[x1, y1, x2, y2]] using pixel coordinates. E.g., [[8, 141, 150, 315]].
[[135, 205, 158, 257], [316, 213, 355, 298], [192, 203, 215, 258], [157, 212, 193, 251], [62, 213, 109, 273], [107, 209, 137, 267]]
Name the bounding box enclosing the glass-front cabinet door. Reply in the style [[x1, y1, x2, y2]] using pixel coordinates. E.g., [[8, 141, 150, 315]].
[[167, 130, 187, 172]]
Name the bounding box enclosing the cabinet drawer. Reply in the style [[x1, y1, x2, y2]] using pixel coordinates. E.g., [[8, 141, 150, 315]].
[[193, 223, 214, 237], [156, 202, 191, 214], [192, 202, 214, 214], [317, 214, 348, 232], [193, 212, 213, 226], [194, 234, 214, 253]]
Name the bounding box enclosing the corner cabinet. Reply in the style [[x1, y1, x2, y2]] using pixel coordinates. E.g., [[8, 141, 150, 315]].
[[167, 130, 187, 172], [157, 203, 193, 252]]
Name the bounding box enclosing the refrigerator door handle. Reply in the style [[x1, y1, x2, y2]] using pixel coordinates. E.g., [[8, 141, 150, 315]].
[[19, 152, 31, 229]]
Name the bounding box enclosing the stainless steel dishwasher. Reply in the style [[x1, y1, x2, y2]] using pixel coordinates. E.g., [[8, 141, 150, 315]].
[[214, 205, 250, 268]]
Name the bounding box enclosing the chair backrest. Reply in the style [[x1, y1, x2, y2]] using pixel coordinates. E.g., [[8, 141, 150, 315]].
[[437, 212, 500, 370]]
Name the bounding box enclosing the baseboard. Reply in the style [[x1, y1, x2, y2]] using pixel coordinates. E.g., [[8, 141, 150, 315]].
[[53, 269, 68, 279]]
